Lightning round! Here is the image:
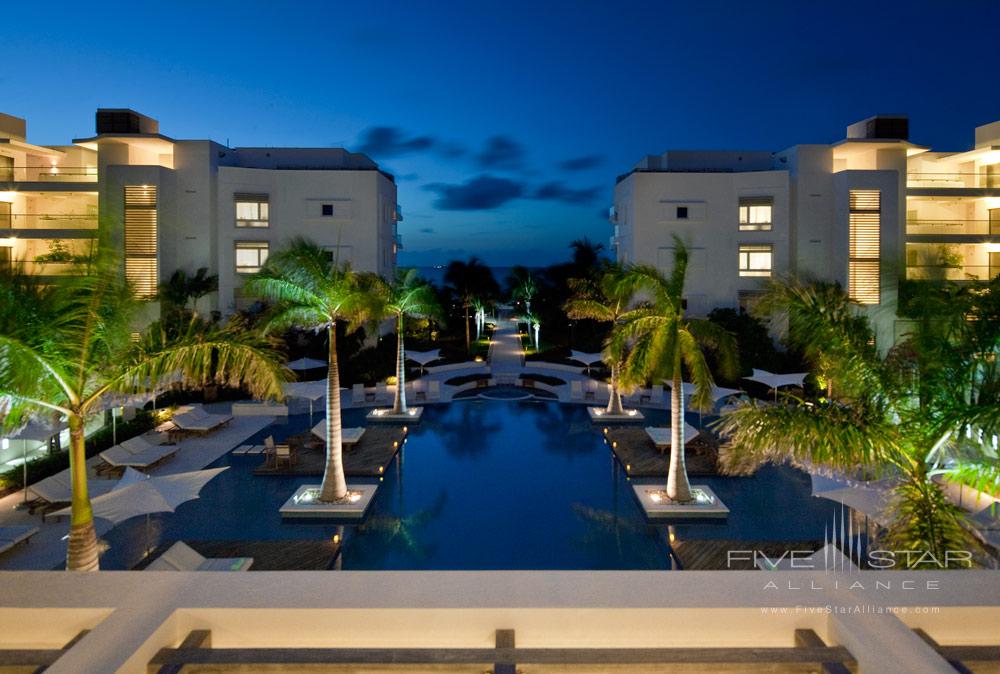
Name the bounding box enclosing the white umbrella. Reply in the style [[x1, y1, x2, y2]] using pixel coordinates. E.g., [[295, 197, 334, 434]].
[[51, 466, 228, 556], [569, 350, 604, 375], [405, 349, 442, 375], [744, 368, 808, 401], [287, 357, 327, 371], [282, 379, 327, 424], [809, 473, 891, 527], [7, 419, 68, 507]]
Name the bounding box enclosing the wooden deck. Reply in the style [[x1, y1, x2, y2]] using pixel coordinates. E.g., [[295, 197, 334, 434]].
[[253, 425, 407, 478], [603, 426, 718, 478], [671, 538, 822, 570], [135, 539, 342, 571]]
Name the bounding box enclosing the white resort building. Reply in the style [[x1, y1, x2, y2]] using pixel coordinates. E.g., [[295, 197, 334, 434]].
[[0, 108, 400, 315], [611, 115, 1000, 347]]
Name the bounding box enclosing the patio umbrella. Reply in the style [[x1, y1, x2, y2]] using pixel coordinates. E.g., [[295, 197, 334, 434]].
[[809, 472, 891, 527], [569, 350, 604, 376], [287, 357, 327, 371], [283, 379, 328, 424], [51, 466, 228, 556], [8, 419, 68, 507], [406, 349, 442, 375], [744, 368, 807, 401]]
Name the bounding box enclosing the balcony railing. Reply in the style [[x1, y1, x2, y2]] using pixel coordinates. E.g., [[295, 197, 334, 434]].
[[907, 172, 1000, 189], [0, 166, 98, 182], [0, 214, 98, 230], [907, 264, 999, 281], [906, 219, 1000, 236]]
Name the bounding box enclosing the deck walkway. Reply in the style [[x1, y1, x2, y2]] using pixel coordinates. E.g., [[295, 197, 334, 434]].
[[488, 318, 525, 384], [604, 426, 718, 477], [134, 538, 342, 571], [671, 538, 822, 570], [252, 426, 407, 478]]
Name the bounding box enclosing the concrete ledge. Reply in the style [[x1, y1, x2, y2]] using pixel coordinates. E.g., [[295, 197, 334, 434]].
[[632, 483, 729, 519], [366, 407, 424, 424], [587, 407, 644, 423], [231, 402, 289, 416], [279, 484, 378, 519]]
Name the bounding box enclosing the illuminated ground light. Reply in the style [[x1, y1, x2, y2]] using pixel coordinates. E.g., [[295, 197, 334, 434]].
[[279, 484, 377, 519], [632, 484, 729, 519]]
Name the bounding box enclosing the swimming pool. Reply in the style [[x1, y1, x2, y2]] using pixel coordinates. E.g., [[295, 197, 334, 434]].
[[101, 399, 840, 570]]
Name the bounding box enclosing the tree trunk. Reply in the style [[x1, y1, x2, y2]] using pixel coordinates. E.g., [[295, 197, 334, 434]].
[[667, 369, 693, 503], [392, 313, 407, 414], [464, 303, 471, 353], [66, 413, 99, 571], [319, 323, 349, 502], [606, 362, 624, 415]]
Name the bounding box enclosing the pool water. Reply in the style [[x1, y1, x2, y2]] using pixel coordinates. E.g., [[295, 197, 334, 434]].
[[101, 400, 840, 570]]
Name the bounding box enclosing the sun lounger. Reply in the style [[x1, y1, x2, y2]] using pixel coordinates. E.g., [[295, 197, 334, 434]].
[[0, 525, 40, 556], [645, 424, 699, 452], [26, 472, 118, 519], [145, 541, 253, 571], [172, 405, 233, 433], [310, 422, 365, 446], [98, 443, 179, 473]]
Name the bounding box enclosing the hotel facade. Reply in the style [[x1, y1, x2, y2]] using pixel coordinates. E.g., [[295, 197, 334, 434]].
[[0, 109, 400, 316], [611, 115, 1000, 347]]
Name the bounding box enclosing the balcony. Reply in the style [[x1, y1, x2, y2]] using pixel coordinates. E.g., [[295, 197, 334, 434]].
[[0, 166, 98, 183], [0, 214, 98, 232], [906, 219, 999, 236], [907, 172, 1000, 189], [907, 264, 999, 281]]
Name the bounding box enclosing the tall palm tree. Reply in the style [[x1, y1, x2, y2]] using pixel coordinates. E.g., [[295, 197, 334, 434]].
[[0, 258, 288, 571], [508, 266, 538, 314], [569, 237, 605, 276], [245, 238, 381, 503], [371, 268, 441, 414], [444, 257, 499, 353], [563, 265, 637, 415], [715, 277, 991, 566], [618, 239, 738, 502]]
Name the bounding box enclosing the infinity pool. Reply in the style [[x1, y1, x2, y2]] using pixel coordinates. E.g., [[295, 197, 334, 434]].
[[102, 399, 839, 570]]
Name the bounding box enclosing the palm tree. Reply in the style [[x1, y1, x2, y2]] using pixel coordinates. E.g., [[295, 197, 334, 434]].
[[508, 266, 538, 314], [187, 267, 219, 315], [244, 238, 381, 503], [617, 240, 738, 502], [569, 237, 605, 275], [444, 257, 498, 353], [563, 265, 638, 416], [371, 268, 441, 415], [0, 258, 288, 571], [715, 277, 991, 566]]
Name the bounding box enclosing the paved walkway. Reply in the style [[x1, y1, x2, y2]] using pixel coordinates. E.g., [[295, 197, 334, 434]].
[[488, 318, 525, 383]]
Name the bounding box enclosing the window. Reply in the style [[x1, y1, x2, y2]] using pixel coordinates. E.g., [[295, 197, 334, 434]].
[[235, 241, 269, 273], [848, 189, 880, 305], [739, 197, 773, 231], [321, 204, 334, 217], [676, 206, 688, 219], [124, 185, 158, 298], [234, 194, 269, 228], [738, 244, 773, 277]]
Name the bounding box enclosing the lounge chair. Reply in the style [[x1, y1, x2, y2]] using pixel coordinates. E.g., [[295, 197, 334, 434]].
[[570, 381, 584, 401], [98, 434, 179, 474], [25, 472, 118, 519], [264, 435, 295, 468], [352, 383, 366, 405], [172, 405, 233, 434], [145, 541, 253, 571], [310, 422, 365, 446], [427, 381, 441, 401], [0, 526, 40, 556], [645, 424, 699, 452]]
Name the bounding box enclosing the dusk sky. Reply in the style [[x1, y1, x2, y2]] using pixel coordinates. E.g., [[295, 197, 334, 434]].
[[5, 0, 999, 266]]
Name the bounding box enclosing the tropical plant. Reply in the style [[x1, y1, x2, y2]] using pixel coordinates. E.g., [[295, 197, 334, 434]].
[[159, 267, 219, 315], [569, 237, 605, 276], [370, 268, 441, 415], [563, 264, 640, 416], [508, 266, 538, 314], [244, 238, 382, 503], [444, 257, 499, 353], [0, 257, 288, 571], [715, 276, 996, 567], [616, 239, 738, 502]]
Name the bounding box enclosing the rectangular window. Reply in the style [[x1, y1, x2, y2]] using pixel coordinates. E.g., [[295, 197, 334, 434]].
[[738, 244, 773, 277], [235, 241, 269, 274], [848, 189, 880, 305], [676, 206, 688, 219], [321, 204, 334, 216], [234, 193, 269, 228], [124, 185, 158, 298], [739, 197, 773, 231]]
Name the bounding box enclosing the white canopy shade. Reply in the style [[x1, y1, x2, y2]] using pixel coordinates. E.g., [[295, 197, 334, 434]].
[[745, 368, 807, 390], [665, 381, 697, 397], [809, 473, 891, 526], [287, 357, 327, 371], [709, 385, 743, 403], [569, 351, 604, 367], [645, 423, 700, 448], [7, 419, 68, 442], [405, 350, 442, 367], [282, 380, 328, 402], [51, 467, 227, 525]]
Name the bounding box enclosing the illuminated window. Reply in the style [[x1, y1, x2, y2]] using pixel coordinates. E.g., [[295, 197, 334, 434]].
[[235, 194, 269, 228], [848, 190, 880, 305], [124, 185, 158, 298], [738, 244, 773, 277], [235, 241, 269, 273], [739, 197, 773, 231]]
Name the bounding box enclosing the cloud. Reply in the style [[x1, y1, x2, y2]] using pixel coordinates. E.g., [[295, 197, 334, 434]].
[[424, 174, 525, 210], [558, 154, 606, 171], [357, 126, 435, 158], [532, 181, 602, 205], [476, 135, 525, 170]]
